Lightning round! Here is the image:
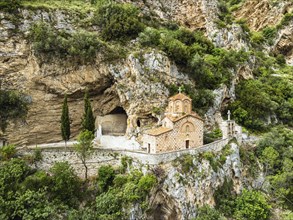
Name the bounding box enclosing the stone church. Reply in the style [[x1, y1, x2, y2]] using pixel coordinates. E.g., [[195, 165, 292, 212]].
[[143, 92, 204, 153]]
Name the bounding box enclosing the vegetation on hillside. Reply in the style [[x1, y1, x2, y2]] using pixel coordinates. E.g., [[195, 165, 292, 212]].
[[0, 0, 292, 218], [0, 152, 157, 219]]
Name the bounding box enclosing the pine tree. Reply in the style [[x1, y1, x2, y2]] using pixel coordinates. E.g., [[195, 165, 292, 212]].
[[82, 90, 95, 134], [61, 94, 70, 146]]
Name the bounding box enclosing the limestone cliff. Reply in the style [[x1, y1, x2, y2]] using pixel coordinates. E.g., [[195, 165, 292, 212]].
[[0, 0, 292, 145], [145, 143, 241, 219]]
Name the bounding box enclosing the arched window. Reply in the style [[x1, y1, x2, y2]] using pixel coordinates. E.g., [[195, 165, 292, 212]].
[[181, 122, 195, 133], [175, 100, 180, 112], [184, 100, 190, 113], [184, 104, 188, 113]]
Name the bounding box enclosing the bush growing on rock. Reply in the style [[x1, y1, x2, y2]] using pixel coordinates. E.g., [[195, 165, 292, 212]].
[[29, 22, 102, 63], [94, 2, 144, 41], [195, 205, 225, 220], [234, 189, 271, 220], [49, 161, 81, 207], [97, 165, 116, 192]]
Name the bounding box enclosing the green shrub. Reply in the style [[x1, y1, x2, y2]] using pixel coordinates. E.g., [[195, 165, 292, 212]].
[[96, 170, 157, 219], [97, 165, 115, 192], [256, 127, 293, 208], [120, 156, 133, 172], [113, 174, 128, 187], [234, 189, 271, 220], [137, 174, 156, 197], [0, 0, 21, 12], [176, 154, 195, 173], [29, 22, 102, 62], [278, 13, 293, 28], [96, 188, 125, 219], [5, 189, 57, 220], [251, 32, 265, 45], [202, 151, 220, 172], [93, 3, 144, 41], [21, 170, 51, 192], [33, 148, 43, 162], [262, 27, 277, 44], [0, 144, 17, 160], [204, 127, 222, 144], [50, 161, 81, 206], [160, 35, 190, 65], [196, 205, 225, 220], [229, 79, 280, 131], [138, 27, 161, 47]]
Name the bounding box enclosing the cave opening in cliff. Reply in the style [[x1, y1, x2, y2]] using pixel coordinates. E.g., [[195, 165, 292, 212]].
[[97, 106, 127, 136]]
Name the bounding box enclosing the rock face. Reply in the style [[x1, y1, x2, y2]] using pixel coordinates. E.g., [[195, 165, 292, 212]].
[[1, 0, 292, 144], [147, 143, 242, 219], [234, 0, 293, 31], [0, 9, 190, 145], [272, 20, 293, 65]]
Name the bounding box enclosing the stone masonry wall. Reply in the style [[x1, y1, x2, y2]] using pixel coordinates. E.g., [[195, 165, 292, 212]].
[[157, 116, 204, 152], [20, 139, 228, 177]]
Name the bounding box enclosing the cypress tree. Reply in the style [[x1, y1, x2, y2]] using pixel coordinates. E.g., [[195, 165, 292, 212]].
[[61, 94, 70, 146], [82, 90, 95, 134]]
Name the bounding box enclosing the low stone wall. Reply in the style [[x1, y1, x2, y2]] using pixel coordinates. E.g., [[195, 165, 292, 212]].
[[121, 138, 229, 164], [21, 139, 229, 177]]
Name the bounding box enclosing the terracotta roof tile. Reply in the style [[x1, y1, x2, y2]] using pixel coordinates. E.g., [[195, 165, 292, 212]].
[[169, 93, 192, 101], [145, 127, 172, 136], [165, 112, 203, 122]]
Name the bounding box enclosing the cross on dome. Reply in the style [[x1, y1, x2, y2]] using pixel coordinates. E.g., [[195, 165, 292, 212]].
[[178, 87, 182, 93]]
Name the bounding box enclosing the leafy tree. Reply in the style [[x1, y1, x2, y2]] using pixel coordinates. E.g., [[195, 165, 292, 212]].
[[61, 94, 71, 146], [74, 130, 95, 180], [234, 189, 271, 220], [97, 165, 116, 192], [50, 161, 81, 206], [0, 158, 31, 197], [0, 90, 28, 132], [96, 188, 125, 219], [0, 144, 17, 160], [0, 159, 31, 217], [256, 127, 293, 209], [82, 90, 95, 134], [21, 170, 51, 192], [260, 146, 279, 174], [9, 189, 57, 220]]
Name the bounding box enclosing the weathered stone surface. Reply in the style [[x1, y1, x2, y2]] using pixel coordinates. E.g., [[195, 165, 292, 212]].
[[1, 9, 190, 145], [272, 20, 293, 65], [234, 0, 293, 31], [21, 141, 242, 220]]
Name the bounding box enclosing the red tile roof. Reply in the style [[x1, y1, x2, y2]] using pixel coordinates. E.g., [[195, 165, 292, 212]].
[[165, 112, 203, 122], [145, 127, 172, 136]]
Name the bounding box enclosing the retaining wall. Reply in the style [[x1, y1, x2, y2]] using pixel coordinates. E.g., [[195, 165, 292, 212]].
[[21, 139, 229, 177]]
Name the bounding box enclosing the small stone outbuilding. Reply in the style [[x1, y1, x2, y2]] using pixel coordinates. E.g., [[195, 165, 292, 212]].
[[143, 92, 204, 153]]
